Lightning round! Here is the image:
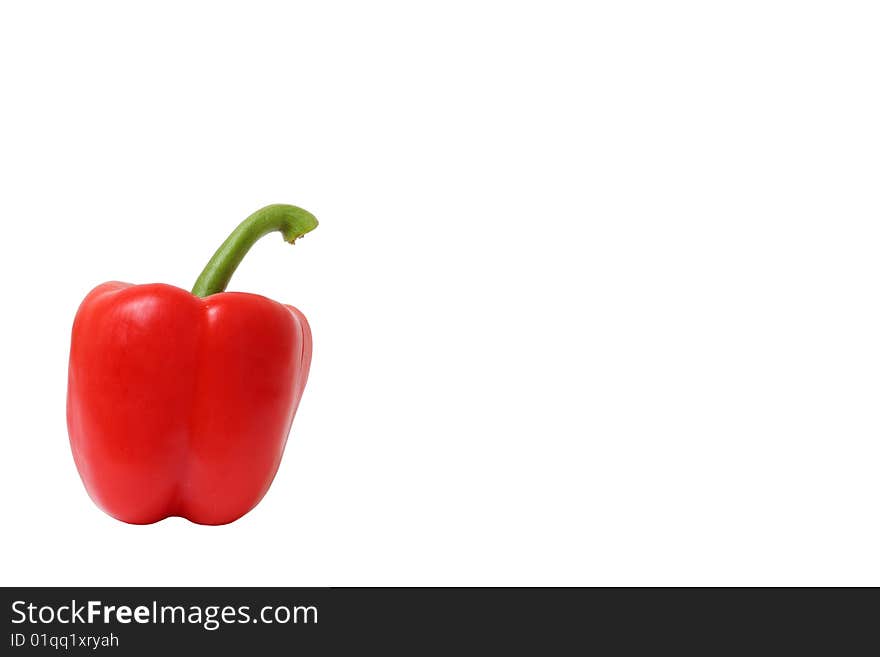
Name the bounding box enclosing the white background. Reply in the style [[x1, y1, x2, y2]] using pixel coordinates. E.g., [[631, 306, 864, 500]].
[[1, 1, 878, 586]]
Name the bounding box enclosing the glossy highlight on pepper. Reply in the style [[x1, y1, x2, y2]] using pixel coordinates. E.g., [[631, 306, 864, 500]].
[[66, 204, 317, 525]]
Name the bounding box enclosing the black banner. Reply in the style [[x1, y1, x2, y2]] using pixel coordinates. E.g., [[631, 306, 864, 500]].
[[1, 588, 875, 654]]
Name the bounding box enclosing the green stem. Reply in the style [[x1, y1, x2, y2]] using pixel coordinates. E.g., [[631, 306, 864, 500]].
[[191, 204, 318, 297]]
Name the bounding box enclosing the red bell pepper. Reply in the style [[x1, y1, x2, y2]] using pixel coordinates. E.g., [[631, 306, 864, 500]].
[[67, 204, 317, 525]]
